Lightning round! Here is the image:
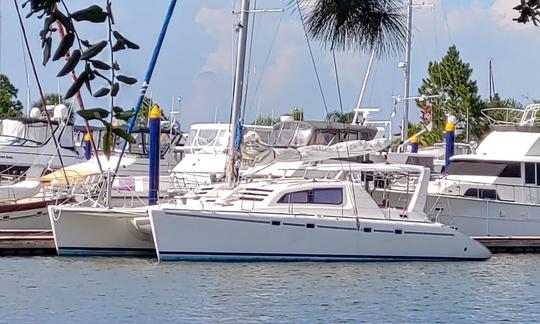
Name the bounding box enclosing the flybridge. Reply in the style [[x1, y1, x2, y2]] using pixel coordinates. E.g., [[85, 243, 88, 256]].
[[269, 120, 379, 148]]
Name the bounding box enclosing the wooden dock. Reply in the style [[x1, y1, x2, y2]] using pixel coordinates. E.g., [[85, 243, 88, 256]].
[[0, 230, 55, 256], [474, 236, 540, 253], [0, 232, 540, 256]]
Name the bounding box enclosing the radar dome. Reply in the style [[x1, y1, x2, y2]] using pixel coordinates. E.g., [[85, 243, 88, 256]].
[[29, 107, 41, 119], [53, 104, 69, 120]]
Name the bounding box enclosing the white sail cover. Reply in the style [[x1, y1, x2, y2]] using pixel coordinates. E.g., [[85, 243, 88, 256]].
[[241, 131, 391, 165], [0, 180, 41, 202]]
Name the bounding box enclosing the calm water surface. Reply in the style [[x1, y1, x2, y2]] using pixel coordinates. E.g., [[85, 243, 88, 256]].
[[0, 254, 539, 323]]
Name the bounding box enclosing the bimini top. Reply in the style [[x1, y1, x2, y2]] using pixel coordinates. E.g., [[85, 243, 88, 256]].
[[0, 118, 70, 147], [269, 120, 379, 148]]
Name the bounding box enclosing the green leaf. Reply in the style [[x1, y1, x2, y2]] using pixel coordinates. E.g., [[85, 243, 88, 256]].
[[80, 40, 108, 60], [64, 71, 88, 99], [52, 32, 75, 61], [52, 10, 74, 32], [110, 82, 119, 97], [93, 87, 110, 97], [114, 110, 136, 121], [71, 5, 108, 23], [57, 49, 81, 77], [112, 31, 140, 50], [113, 106, 124, 113], [112, 127, 136, 144], [42, 36, 52, 66], [102, 126, 113, 160], [89, 59, 111, 70], [116, 75, 137, 85], [76, 108, 109, 120]]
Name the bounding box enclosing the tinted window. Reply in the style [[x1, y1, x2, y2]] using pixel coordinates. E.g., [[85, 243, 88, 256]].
[[500, 163, 521, 178], [526, 163, 535, 184], [464, 188, 479, 197], [481, 189, 497, 200], [447, 161, 521, 178], [278, 190, 309, 203], [312, 188, 343, 204], [463, 188, 497, 200], [536, 163, 540, 185], [278, 188, 343, 205]]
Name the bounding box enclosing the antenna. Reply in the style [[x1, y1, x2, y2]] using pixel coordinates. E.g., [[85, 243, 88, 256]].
[[488, 59, 495, 100], [400, 0, 434, 142]]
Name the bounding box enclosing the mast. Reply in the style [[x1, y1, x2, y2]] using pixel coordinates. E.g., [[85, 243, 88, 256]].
[[0, 0, 2, 73], [355, 50, 375, 111], [401, 0, 413, 141], [488, 59, 495, 100], [226, 0, 250, 189]]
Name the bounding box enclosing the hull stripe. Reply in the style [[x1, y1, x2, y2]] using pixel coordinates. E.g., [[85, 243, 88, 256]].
[[158, 251, 487, 261], [58, 247, 155, 257]]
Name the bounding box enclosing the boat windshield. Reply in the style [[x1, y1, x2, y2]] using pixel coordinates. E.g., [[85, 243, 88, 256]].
[[0, 120, 50, 147], [432, 143, 472, 156], [270, 122, 313, 148], [185, 128, 229, 148]]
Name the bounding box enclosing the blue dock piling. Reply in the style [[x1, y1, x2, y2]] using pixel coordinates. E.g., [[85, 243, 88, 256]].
[[148, 105, 161, 205], [410, 135, 419, 153], [84, 133, 92, 160], [444, 121, 455, 172]]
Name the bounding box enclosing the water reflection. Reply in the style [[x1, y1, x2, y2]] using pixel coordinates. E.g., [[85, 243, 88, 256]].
[[0, 255, 538, 322]]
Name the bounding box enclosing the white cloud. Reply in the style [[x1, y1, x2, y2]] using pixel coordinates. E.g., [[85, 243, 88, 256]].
[[195, 7, 234, 75], [262, 45, 302, 96], [447, 0, 537, 33], [255, 20, 306, 100]]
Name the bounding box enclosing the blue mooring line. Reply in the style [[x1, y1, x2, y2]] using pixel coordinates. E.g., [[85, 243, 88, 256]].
[[113, 0, 178, 178]]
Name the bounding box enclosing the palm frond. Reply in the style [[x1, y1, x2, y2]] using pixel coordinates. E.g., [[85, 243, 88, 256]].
[[293, 0, 406, 57]]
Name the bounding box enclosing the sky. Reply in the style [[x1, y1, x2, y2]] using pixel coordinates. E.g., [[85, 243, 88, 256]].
[[0, 0, 539, 134]]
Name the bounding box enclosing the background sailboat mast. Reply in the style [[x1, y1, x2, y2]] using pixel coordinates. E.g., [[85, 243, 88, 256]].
[[401, 0, 413, 141], [226, 0, 250, 189], [0, 0, 2, 73]]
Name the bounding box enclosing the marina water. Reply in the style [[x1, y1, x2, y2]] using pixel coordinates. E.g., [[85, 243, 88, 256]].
[[1, 255, 539, 322]]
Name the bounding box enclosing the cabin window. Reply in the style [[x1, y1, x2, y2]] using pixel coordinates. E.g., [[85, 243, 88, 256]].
[[313, 133, 336, 145], [196, 129, 219, 146], [278, 188, 343, 205], [536, 164, 540, 185], [500, 163, 521, 178], [345, 132, 359, 141], [525, 163, 535, 184], [464, 188, 498, 200], [291, 124, 312, 147], [447, 161, 521, 178], [312, 188, 343, 204], [278, 190, 309, 204]]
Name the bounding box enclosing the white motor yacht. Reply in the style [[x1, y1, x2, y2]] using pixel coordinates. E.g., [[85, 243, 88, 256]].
[[0, 107, 85, 177], [0, 106, 86, 230], [386, 104, 540, 237], [170, 123, 271, 192]]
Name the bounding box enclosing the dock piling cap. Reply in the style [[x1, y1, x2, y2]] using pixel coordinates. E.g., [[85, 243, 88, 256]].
[[411, 135, 418, 143], [445, 121, 455, 132], [149, 104, 161, 119], [84, 133, 92, 142]]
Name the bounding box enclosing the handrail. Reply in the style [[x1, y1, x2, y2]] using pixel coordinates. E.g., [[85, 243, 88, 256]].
[[481, 104, 540, 126], [432, 176, 540, 205]]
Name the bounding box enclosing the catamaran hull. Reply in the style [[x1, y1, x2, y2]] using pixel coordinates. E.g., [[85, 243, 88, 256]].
[[149, 209, 491, 262], [48, 206, 154, 256]]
